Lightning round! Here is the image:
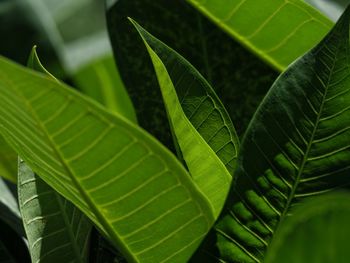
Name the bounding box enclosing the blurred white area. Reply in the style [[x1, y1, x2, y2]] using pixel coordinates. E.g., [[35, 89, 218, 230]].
[[305, 0, 348, 21], [19, 0, 111, 73]]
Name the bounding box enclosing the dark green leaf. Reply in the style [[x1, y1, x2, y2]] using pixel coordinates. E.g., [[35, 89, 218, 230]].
[[18, 160, 91, 263], [106, 0, 277, 142], [131, 19, 238, 217], [265, 192, 350, 263], [203, 6, 350, 262]]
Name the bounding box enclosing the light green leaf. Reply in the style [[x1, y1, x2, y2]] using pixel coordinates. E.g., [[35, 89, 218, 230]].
[[0, 135, 17, 183], [73, 55, 137, 122], [17, 48, 92, 263], [18, 160, 91, 263], [204, 6, 350, 262], [0, 56, 215, 263], [265, 192, 350, 263], [187, 0, 334, 71], [106, 0, 277, 142], [131, 19, 237, 217]]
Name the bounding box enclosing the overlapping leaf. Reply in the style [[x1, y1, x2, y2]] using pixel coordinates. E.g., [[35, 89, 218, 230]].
[[131, 20, 238, 217], [265, 192, 350, 263], [0, 55, 215, 262], [18, 47, 92, 263], [187, 0, 334, 71], [202, 6, 350, 262], [106, 0, 276, 141], [18, 160, 91, 263]]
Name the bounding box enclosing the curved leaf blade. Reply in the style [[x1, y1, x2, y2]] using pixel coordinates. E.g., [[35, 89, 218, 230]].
[[21, 46, 92, 263], [209, 6, 350, 262], [131, 19, 237, 217], [266, 192, 350, 263], [0, 56, 215, 263], [187, 0, 334, 71], [106, 0, 277, 141], [18, 160, 91, 263]]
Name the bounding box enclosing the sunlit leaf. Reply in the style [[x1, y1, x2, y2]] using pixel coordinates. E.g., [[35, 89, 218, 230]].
[[131, 19, 238, 217], [187, 0, 334, 71], [0, 55, 215, 262]]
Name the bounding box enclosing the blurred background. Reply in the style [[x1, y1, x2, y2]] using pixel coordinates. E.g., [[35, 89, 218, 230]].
[[0, 0, 347, 80]]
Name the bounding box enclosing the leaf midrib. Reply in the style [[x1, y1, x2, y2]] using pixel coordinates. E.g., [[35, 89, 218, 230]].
[[3, 73, 138, 263], [272, 40, 341, 244]]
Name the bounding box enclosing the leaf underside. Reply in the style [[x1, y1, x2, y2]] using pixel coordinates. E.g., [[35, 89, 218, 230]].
[[21, 47, 92, 263], [200, 6, 350, 263], [0, 56, 214, 263], [18, 160, 91, 263], [187, 0, 334, 71]]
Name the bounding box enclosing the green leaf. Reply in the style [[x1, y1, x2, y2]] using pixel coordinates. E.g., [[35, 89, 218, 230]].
[[27, 46, 58, 81], [18, 160, 91, 263], [205, 6, 350, 262], [20, 46, 92, 263], [265, 192, 350, 263], [0, 135, 17, 183], [131, 19, 238, 217], [106, 0, 277, 140], [187, 0, 334, 71], [0, 56, 215, 263], [73, 55, 137, 122]]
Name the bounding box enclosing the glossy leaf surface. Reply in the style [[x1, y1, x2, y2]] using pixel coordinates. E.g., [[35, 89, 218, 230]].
[[266, 192, 350, 263], [132, 20, 236, 217], [187, 0, 334, 71], [207, 7, 350, 262], [0, 56, 214, 263]]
